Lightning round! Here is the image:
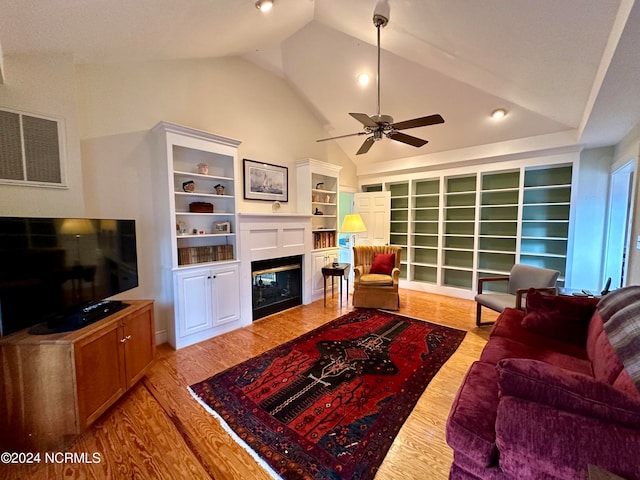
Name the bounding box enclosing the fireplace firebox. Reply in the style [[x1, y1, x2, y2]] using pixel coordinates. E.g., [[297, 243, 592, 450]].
[[251, 255, 302, 320]]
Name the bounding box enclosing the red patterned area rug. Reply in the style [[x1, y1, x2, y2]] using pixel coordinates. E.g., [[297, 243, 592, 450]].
[[188, 309, 466, 480]]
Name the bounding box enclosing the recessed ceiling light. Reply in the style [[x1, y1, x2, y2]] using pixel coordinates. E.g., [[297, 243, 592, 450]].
[[255, 0, 273, 12], [358, 73, 370, 86], [491, 108, 507, 119]]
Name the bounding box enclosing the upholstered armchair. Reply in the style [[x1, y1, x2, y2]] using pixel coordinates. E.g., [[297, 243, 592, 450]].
[[475, 264, 560, 326], [352, 245, 402, 310]]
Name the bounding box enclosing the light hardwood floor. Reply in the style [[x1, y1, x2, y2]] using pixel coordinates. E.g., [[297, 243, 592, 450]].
[[2, 290, 497, 480]]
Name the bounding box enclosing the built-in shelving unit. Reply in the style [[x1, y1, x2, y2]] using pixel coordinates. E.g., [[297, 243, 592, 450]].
[[389, 182, 409, 279], [153, 121, 242, 349], [298, 159, 341, 251], [521, 165, 572, 286], [443, 174, 477, 290], [364, 162, 574, 298], [477, 170, 520, 292], [297, 159, 342, 300], [170, 145, 237, 266], [410, 179, 440, 284]]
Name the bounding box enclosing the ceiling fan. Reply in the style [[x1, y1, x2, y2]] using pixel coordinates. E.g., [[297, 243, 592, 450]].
[[317, 0, 444, 155]]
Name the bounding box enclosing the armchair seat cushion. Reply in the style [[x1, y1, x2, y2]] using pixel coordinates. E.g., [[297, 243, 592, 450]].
[[474, 293, 517, 313], [358, 273, 394, 286]]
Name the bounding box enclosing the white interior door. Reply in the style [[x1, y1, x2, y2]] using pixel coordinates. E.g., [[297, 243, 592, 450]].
[[604, 161, 635, 289], [353, 191, 391, 246]]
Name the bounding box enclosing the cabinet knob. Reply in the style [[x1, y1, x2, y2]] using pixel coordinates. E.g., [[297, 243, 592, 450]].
[[207, 276, 211, 279], [120, 335, 132, 343]]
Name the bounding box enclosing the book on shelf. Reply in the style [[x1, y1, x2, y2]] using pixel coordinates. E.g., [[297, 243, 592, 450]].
[[313, 231, 336, 250], [177, 244, 234, 265]]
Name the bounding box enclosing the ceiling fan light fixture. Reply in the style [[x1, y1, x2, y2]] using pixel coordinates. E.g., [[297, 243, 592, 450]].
[[255, 0, 273, 12], [491, 108, 507, 119]]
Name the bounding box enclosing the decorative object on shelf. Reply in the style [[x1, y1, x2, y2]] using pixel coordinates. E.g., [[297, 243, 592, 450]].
[[189, 202, 214, 213], [314, 208, 323, 215], [324, 194, 331, 203], [341, 213, 367, 247], [197, 163, 209, 175], [176, 220, 187, 234], [316, 182, 325, 190], [272, 201, 281, 212], [182, 180, 195, 192], [243, 158, 288, 202], [214, 221, 231, 233], [214, 183, 225, 195]]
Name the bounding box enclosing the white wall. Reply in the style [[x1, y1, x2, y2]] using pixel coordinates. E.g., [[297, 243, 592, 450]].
[[615, 121, 640, 285], [570, 147, 614, 290], [0, 54, 84, 216]]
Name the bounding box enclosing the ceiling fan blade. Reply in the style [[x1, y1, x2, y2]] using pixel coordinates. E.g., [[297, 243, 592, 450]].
[[388, 131, 428, 147], [350, 112, 379, 128], [317, 131, 366, 142], [356, 137, 376, 155], [391, 114, 445, 131]]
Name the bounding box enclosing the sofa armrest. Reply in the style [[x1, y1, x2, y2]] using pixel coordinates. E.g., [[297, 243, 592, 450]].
[[497, 358, 640, 430], [496, 396, 640, 480]]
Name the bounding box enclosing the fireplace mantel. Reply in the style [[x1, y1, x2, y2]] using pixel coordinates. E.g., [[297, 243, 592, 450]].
[[238, 213, 313, 325]]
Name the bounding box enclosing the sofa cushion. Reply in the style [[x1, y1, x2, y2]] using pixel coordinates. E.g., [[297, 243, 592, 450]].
[[521, 289, 599, 346], [490, 308, 588, 359], [479, 336, 593, 376], [496, 397, 640, 480], [369, 253, 395, 275], [497, 358, 640, 429], [446, 362, 499, 467]]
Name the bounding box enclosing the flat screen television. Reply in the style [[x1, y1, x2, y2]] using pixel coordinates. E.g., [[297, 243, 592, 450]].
[[0, 217, 139, 336]]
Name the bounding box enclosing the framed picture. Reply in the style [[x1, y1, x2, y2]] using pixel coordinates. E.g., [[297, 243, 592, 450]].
[[214, 221, 231, 233], [243, 159, 288, 202]]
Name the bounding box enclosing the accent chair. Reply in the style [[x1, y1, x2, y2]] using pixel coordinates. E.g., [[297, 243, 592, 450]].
[[352, 245, 402, 310], [475, 264, 560, 326]]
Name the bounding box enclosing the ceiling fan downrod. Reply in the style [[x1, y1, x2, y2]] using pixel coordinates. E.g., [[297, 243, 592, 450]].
[[373, 0, 389, 122]]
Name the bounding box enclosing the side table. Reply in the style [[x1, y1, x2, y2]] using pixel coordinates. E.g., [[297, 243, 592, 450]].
[[321, 263, 350, 307]]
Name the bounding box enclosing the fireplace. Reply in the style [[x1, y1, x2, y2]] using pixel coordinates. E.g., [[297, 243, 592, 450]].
[[251, 255, 302, 320]]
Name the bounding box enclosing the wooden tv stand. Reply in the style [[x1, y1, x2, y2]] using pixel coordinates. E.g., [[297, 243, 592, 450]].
[[0, 300, 155, 450]]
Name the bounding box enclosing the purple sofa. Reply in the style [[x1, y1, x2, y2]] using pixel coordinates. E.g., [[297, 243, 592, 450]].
[[446, 287, 640, 480]]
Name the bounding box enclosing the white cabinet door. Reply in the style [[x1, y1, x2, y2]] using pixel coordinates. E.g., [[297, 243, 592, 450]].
[[311, 249, 338, 299], [210, 263, 241, 326], [175, 268, 214, 343]]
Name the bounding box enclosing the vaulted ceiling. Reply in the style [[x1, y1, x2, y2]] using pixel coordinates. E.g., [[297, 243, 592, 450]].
[[2, 0, 639, 169]]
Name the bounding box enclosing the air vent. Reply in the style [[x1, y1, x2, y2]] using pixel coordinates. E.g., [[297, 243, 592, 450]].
[[0, 108, 65, 186]]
